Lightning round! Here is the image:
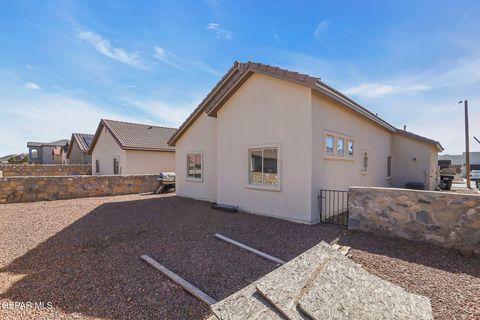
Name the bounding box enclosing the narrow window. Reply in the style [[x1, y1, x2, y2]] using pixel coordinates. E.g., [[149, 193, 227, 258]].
[[348, 140, 354, 157], [187, 153, 202, 180], [387, 156, 392, 178], [362, 152, 368, 173], [113, 158, 119, 174], [95, 160, 100, 173], [337, 137, 345, 156], [326, 135, 334, 156], [248, 147, 279, 187]]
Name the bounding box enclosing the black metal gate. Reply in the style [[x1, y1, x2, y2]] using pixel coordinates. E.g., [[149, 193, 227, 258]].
[[318, 189, 349, 226]]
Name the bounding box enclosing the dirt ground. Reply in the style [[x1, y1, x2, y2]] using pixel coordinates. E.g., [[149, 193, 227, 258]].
[[0, 194, 478, 320]]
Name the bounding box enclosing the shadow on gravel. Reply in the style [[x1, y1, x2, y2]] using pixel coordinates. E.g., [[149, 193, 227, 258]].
[[0, 196, 478, 320]]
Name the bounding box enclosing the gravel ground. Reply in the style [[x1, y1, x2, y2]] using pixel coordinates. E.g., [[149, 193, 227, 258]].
[[0, 194, 478, 320]]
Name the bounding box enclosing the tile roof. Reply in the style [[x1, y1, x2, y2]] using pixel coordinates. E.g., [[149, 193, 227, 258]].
[[89, 119, 177, 154], [168, 61, 443, 151], [66, 133, 94, 158]]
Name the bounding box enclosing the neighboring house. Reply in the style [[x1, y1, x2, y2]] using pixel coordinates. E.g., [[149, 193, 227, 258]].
[[27, 139, 69, 164], [168, 61, 443, 224], [440, 152, 480, 176], [88, 119, 176, 175], [66, 133, 94, 164]]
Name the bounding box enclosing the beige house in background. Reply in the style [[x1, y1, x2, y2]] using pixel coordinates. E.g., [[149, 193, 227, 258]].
[[89, 119, 176, 175], [65, 133, 94, 164], [168, 61, 443, 224]]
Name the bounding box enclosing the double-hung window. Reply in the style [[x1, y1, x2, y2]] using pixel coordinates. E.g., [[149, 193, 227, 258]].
[[248, 145, 280, 190], [187, 152, 202, 181]]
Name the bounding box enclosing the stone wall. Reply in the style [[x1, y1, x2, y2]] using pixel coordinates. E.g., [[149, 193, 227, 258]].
[[0, 175, 159, 204], [348, 187, 480, 256], [0, 164, 91, 177]]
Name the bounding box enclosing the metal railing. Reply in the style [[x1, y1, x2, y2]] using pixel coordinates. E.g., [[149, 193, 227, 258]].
[[318, 189, 349, 226]]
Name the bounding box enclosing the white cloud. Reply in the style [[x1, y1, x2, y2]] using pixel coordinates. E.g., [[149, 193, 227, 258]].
[[153, 46, 221, 76], [77, 30, 141, 67], [206, 23, 233, 39], [25, 82, 40, 90], [343, 83, 430, 98], [314, 20, 330, 42], [0, 93, 134, 155]]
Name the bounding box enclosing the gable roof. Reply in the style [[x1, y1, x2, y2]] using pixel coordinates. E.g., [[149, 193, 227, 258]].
[[167, 61, 443, 152], [66, 133, 94, 158], [88, 119, 177, 154]]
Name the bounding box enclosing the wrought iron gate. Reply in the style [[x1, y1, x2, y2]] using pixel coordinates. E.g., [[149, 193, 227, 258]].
[[318, 189, 349, 226]]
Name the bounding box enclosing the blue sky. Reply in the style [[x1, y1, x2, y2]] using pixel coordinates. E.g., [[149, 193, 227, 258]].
[[1, 0, 479, 155]]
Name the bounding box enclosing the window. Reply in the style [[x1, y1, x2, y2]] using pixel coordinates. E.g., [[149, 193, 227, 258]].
[[325, 132, 354, 159], [248, 146, 280, 189], [362, 152, 368, 173], [95, 160, 100, 174], [326, 135, 334, 155], [337, 137, 345, 156], [348, 140, 354, 157], [187, 152, 202, 180], [387, 156, 392, 178], [31, 149, 38, 159], [113, 158, 119, 175]]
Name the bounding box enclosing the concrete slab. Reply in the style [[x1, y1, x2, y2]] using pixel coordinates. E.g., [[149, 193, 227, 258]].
[[255, 241, 348, 320], [298, 259, 433, 320], [211, 283, 285, 320]]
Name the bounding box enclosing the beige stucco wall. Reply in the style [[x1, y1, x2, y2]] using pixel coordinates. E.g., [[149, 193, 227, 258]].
[[125, 150, 175, 174], [216, 73, 313, 223], [67, 140, 91, 164], [91, 128, 126, 175], [174, 112, 217, 201], [391, 134, 438, 190], [311, 92, 393, 220]]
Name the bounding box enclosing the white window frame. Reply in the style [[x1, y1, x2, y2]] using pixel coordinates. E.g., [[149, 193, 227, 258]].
[[324, 131, 354, 160], [246, 143, 281, 192], [347, 139, 354, 158], [186, 151, 203, 182]]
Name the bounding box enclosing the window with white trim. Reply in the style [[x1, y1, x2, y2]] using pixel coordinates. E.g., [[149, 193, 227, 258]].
[[248, 147, 279, 188], [348, 139, 354, 157], [326, 135, 334, 156], [325, 132, 354, 159], [337, 137, 345, 156], [187, 152, 202, 180]]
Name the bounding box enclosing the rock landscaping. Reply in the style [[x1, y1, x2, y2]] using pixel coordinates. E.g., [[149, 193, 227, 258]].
[[0, 164, 91, 177], [0, 195, 478, 319], [349, 186, 480, 256], [0, 174, 159, 203]]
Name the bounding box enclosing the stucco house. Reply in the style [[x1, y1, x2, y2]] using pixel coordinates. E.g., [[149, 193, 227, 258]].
[[89, 119, 176, 175], [27, 139, 69, 164], [168, 61, 443, 224], [65, 133, 94, 164]]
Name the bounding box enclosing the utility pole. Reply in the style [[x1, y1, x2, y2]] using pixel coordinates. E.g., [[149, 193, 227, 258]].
[[460, 100, 471, 189]]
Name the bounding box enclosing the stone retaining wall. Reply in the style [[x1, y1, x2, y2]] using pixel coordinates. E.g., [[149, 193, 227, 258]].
[[0, 164, 91, 177], [348, 187, 480, 256], [0, 175, 159, 204]]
